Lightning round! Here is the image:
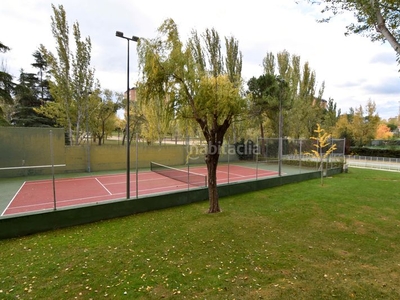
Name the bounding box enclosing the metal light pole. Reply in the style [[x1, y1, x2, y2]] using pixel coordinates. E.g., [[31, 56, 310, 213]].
[[116, 31, 139, 200], [277, 77, 285, 177], [278, 94, 282, 176], [86, 91, 92, 173]]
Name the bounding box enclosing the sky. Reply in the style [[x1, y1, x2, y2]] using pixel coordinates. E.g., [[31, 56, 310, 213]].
[[1, 0, 400, 121]]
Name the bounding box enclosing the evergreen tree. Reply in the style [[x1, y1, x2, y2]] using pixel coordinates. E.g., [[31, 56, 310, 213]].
[[31, 50, 53, 104], [12, 50, 55, 127], [12, 71, 54, 127], [0, 42, 14, 125], [37, 4, 95, 145]]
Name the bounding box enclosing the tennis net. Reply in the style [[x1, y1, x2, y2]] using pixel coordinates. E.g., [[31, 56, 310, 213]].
[[150, 162, 207, 187]]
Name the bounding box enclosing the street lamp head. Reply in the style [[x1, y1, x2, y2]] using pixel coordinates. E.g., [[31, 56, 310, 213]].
[[116, 31, 139, 42]]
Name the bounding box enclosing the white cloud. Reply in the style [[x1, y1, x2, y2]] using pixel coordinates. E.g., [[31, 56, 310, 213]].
[[1, 0, 399, 120]]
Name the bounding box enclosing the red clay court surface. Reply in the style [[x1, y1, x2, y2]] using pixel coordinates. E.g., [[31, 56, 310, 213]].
[[2, 165, 278, 216]]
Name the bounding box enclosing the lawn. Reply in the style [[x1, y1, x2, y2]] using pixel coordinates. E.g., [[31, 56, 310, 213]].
[[0, 168, 399, 299]]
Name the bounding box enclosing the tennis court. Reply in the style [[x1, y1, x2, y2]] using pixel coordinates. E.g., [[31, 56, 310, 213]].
[[2, 163, 278, 216]]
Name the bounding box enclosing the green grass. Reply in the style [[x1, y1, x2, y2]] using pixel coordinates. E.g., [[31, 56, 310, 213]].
[[1, 168, 400, 299]]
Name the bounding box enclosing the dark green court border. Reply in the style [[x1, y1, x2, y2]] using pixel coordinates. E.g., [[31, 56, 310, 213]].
[[0, 168, 342, 240]]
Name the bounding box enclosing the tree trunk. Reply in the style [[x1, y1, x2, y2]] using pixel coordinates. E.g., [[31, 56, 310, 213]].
[[122, 130, 126, 146], [374, 4, 400, 56], [198, 117, 230, 213], [68, 125, 73, 146], [75, 119, 81, 145], [260, 121, 265, 156], [206, 147, 220, 213], [100, 121, 106, 145]]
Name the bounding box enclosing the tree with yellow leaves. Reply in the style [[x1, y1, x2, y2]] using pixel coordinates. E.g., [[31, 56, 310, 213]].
[[375, 123, 393, 140], [137, 19, 245, 213], [310, 123, 337, 185]]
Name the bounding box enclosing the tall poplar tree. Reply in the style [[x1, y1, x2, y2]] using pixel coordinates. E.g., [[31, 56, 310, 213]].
[[0, 42, 14, 125], [260, 50, 325, 139], [37, 4, 94, 144]]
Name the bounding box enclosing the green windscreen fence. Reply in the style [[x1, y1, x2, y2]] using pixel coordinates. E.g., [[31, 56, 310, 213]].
[[0, 127, 65, 175]]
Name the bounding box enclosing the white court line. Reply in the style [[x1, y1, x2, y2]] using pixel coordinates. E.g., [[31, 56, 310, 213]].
[[3, 173, 193, 215], [0, 164, 66, 170], [95, 178, 112, 195], [1, 181, 26, 216], [217, 169, 247, 178], [22, 172, 131, 185], [3, 184, 192, 214], [4, 168, 219, 215], [3, 193, 126, 213]]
